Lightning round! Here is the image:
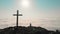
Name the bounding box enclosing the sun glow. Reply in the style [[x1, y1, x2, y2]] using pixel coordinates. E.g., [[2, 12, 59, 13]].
[[21, 0, 30, 8]]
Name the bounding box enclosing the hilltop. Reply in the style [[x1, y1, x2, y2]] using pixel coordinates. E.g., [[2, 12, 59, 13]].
[[0, 26, 60, 34]]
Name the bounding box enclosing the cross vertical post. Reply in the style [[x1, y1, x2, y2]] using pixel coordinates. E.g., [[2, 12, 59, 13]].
[[16, 10, 18, 27]]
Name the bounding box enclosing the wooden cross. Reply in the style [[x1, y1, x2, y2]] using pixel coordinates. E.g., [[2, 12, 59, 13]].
[[13, 10, 22, 27]]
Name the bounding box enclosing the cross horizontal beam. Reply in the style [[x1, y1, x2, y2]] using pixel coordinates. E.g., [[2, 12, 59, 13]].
[[13, 14, 23, 16]]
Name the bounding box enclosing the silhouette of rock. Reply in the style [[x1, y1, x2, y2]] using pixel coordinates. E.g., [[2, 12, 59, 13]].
[[0, 26, 60, 34]]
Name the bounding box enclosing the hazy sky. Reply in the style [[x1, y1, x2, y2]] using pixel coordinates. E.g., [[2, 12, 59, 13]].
[[0, 0, 60, 30]]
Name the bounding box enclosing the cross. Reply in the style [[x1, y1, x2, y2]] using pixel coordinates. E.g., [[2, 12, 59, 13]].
[[13, 10, 22, 28]]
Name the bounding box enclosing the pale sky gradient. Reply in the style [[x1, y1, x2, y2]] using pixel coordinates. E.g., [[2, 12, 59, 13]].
[[0, 0, 60, 30]]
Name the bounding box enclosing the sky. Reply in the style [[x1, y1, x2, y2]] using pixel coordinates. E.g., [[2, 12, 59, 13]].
[[0, 0, 60, 30]]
